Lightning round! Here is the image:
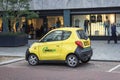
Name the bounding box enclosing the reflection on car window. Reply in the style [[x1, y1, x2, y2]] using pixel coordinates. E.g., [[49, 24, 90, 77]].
[[77, 30, 88, 39], [41, 31, 63, 42], [62, 31, 71, 40]]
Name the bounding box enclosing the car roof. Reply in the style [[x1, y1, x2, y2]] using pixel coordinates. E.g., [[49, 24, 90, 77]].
[[52, 27, 83, 31]]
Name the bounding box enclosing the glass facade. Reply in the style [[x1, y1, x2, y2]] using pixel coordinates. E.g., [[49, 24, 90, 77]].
[[28, 16, 64, 38], [27, 16, 64, 31], [47, 16, 64, 29], [72, 14, 116, 36], [0, 18, 2, 32], [116, 14, 120, 33], [0, 16, 63, 36], [1, 12, 120, 38]]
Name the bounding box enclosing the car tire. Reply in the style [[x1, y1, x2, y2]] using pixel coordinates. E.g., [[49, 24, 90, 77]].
[[66, 54, 79, 68], [28, 54, 39, 66], [81, 57, 91, 63]]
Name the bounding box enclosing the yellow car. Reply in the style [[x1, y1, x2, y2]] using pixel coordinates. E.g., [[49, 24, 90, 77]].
[[26, 27, 93, 67]]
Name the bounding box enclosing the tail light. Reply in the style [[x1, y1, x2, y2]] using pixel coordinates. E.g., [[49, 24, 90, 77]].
[[75, 41, 83, 48]]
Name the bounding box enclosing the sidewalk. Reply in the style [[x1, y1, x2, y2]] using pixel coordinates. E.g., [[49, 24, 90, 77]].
[[0, 40, 36, 57], [0, 40, 120, 61], [91, 40, 120, 61]]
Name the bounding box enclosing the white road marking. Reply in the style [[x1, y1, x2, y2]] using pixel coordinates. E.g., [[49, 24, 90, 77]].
[[0, 58, 24, 66], [108, 64, 120, 72]]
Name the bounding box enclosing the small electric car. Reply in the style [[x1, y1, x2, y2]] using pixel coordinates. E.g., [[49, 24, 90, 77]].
[[26, 27, 93, 67]]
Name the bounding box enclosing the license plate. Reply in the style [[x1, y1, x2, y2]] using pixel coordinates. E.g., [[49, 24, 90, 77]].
[[84, 41, 89, 46]]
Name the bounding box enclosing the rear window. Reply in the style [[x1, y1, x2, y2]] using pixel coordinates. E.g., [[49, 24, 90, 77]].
[[77, 30, 88, 40]]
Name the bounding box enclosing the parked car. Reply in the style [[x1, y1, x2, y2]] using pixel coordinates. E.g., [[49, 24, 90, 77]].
[[25, 27, 93, 67]]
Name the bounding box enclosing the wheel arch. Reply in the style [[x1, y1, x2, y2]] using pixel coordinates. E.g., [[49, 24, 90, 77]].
[[65, 53, 79, 60], [26, 53, 39, 61]]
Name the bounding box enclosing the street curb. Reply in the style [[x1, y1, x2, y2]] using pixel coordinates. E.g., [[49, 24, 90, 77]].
[[0, 58, 119, 66], [91, 59, 120, 62], [0, 58, 25, 66]]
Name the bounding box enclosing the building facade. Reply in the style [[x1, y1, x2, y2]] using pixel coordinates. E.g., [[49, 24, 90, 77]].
[[1, 0, 120, 38]]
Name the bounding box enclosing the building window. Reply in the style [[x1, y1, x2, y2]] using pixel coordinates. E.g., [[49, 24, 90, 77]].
[[0, 18, 2, 32], [47, 16, 63, 29], [72, 14, 115, 36], [116, 14, 120, 33]]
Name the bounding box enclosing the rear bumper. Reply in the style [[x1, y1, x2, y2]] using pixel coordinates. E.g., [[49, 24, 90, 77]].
[[75, 47, 93, 60]]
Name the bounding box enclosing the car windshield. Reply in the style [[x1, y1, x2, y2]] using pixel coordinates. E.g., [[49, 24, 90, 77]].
[[77, 30, 88, 40]]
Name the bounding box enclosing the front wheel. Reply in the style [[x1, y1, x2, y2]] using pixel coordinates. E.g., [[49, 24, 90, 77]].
[[28, 54, 39, 66], [66, 54, 79, 68]]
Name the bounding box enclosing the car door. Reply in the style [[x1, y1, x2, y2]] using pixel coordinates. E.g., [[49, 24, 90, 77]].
[[38, 30, 63, 60]]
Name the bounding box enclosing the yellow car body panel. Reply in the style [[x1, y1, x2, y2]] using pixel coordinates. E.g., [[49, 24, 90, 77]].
[[38, 41, 62, 60], [29, 43, 40, 59]]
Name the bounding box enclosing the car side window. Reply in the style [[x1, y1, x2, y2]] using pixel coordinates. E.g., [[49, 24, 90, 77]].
[[41, 31, 63, 42], [62, 31, 71, 40]]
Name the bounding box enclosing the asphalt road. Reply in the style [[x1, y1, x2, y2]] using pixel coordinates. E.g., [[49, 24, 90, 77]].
[[0, 60, 120, 80]]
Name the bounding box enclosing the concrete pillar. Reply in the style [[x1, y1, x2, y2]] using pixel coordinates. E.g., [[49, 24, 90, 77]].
[[63, 10, 70, 27]]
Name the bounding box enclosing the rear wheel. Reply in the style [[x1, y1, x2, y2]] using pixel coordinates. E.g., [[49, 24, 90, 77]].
[[28, 54, 39, 66], [81, 57, 91, 63], [66, 54, 79, 68]]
